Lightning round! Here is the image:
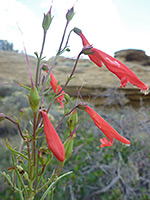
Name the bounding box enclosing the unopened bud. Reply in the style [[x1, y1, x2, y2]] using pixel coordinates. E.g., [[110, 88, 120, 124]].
[[28, 86, 40, 113], [23, 172, 29, 180], [64, 135, 74, 160], [68, 109, 78, 132], [37, 148, 48, 165], [4, 173, 11, 186], [78, 103, 87, 110], [16, 165, 25, 175], [42, 64, 49, 71], [19, 109, 24, 118], [39, 152, 48, 165], [42, 6, 53, 31], [0, 113, 5, 121], [73, 27, 82, 35], [66, 7, 75, 22], [16, 165, 28, 180], [64, 94, 71, 103]]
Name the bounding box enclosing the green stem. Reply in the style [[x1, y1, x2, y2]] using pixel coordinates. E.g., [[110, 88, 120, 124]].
[[55, 106, 78, 130], [59, 29, 73, 54], [6, 139, 29, 161], [56, 51, 82, 96], [40, 171, 72, 200], [26, 140, 31, 174], [5, 116, 26, 140], [34, 157, 40, 191], [35, 30, 47, 88], [57, 21, 69, 54], [37, 163, 61, 194], [40, 31, 46, 58], [12, 154, 26, 198], [32, 112, 37, 167], [40, 21, 69, 96], [35, 59, 41, 88], [29, 112, 37, 182]]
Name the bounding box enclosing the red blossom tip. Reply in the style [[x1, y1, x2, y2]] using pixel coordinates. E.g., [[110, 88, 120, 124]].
[[76, 31, 149, 92], [100, 138, 113, 148], [49, 72, 65, 108], [41, 110, 65, 162], [84, 106, 131, 147]]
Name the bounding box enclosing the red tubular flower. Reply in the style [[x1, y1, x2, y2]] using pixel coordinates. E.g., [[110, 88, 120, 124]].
[[49, 72, 65, 108], [84, 105, 130, 148], [41, 110, 65, 162], [74, 28, 149, 93]]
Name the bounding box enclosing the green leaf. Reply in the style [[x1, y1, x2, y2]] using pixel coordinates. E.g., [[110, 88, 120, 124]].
[[6, 138, 29, 161], [40, 171, 73, 200]]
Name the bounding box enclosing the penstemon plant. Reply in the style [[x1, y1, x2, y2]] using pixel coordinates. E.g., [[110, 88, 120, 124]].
[[0, 1, 149, 200]]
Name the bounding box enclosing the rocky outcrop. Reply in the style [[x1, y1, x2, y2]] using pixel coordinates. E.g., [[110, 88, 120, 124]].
[[0, 50, 150, 106], [114, 49, 150, 66]]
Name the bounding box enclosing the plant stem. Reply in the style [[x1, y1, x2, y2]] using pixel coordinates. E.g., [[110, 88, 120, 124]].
[[56, 51, 82, 96], [39, 171, 72, 200], [33, 114, 37, 166], [35, 30, 47, 88], [60, 29, 73, 54], [32, 112, 37, 169], [34, 158, 39, 191], [5, 116, 26, 140], [12, 154, 26, 198], [28, 112, 37, 198], [57, 21, 69, 54], [55, 106, 78, 130], [40, 20, 69, 96], [40, 31, 47, 59]]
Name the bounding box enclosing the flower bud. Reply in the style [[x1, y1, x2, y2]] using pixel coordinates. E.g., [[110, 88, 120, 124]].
[[0, 113, 5, 121], [42, 6, 53, 31], [64, 135, 74, 160], [28, 87, 40, 113], [16, 165, 28, 180], [68, 109, 78, 132], [42, 64, 49, 71], [16, 165, 25, 175], [4, 173, 11, 186], [37, 149, 48, 165], [66, 7, 75, 22], [64, 93, 71, 103], [73, 27, 82, 35], [78, 103, 87, 110], [23, 172, 29, 180]]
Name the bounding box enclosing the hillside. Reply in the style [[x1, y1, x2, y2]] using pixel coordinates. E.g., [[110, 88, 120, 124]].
[[0, 49, 150, 106]]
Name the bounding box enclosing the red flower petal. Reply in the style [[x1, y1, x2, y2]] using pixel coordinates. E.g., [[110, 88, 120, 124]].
[[84, 106, 130, 147], [77, 31, 149, 93], [49, 72, 65, 108], [100, 137, 113, 148], [91, 48, 149, 92], [41, 110, 65, 162]]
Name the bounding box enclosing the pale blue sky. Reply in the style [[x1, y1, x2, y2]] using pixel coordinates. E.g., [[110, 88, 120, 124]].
[[0, 0, 150, 59]]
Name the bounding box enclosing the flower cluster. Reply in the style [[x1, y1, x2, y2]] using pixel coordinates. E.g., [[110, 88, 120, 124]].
[[1, 2, 149, 199], [40, 27, 150, 159]]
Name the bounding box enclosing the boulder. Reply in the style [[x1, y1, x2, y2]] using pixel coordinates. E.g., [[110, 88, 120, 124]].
[[114, 49, 150, 63]]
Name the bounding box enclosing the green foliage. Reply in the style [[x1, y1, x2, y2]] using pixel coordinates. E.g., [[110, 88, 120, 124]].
[[0, 89, 150, 199]]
